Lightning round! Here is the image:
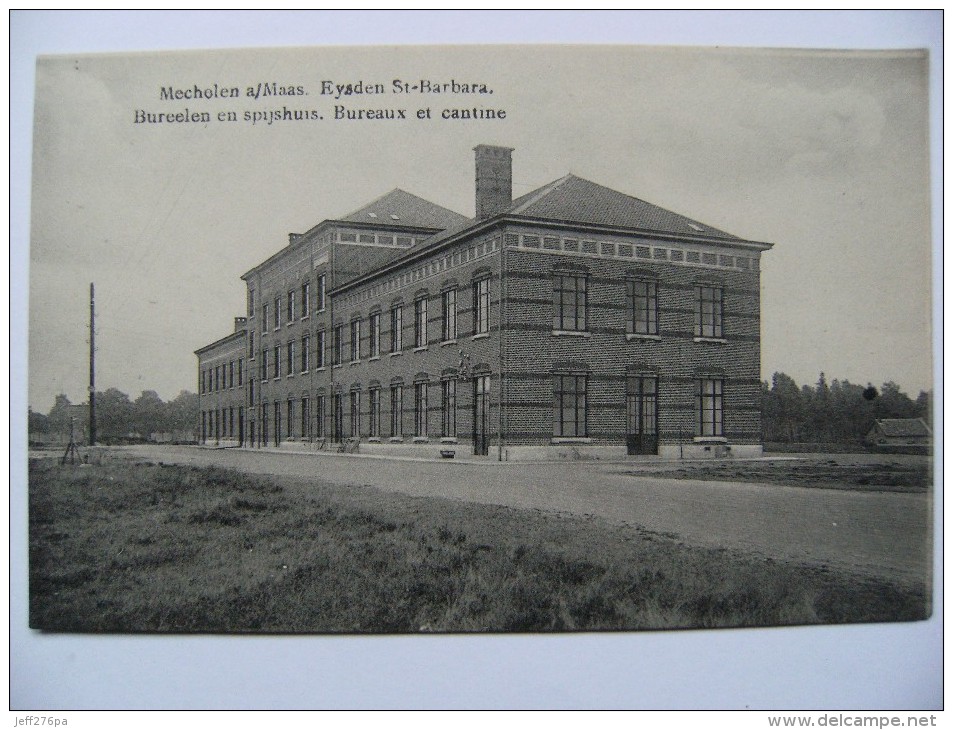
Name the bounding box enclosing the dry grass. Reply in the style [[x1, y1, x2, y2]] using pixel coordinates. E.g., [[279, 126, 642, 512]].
[[624, 457, 931, 493], [29, 458, 928, 633]]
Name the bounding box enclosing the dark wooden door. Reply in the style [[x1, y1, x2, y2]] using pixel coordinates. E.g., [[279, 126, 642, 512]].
[[473, 375, 490, 456], [626, 375, 658, 455]]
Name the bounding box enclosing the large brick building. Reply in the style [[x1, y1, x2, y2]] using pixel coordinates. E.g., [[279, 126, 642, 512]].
[[197, 145, 772, 460]]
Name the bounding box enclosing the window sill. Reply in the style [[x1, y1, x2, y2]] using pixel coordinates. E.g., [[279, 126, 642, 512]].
[[315, 367, 326, 372], [693, 337, 727, 344], [552, 330, 590, 337], [286, 374, 295, 379], [349, 361, 361, 366], [332, 364, 343, 369], [440, 339, 458, 347], [388, 437, 404, 443], [286, 322, 296, 328], [413, 346, 429, 353], [300, 370, 309, 375], [301, 314, 309, 320], [471, 333, 490, 341], [693, 436, 727, 443], [412, 437, 430, 443], [389, 352, 402, 358], [627, 333, 661, 342], [367, 437, 382, 443], [440, 437, 459, 444], [369, 356, 381, 362], [551, 437, 593, 444]]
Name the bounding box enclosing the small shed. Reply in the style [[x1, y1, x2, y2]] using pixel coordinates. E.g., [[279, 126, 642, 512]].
[[866, 418, 932, 447]]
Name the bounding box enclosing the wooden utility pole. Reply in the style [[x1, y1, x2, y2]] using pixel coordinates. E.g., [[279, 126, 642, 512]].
[[89, 283, 96, 446]]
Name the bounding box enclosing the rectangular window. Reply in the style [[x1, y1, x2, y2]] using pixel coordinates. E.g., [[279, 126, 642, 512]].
[[350, 391, 361, 437], [315, 395, 325, 438], [301, 397, 310, 439], [414, 298, 428, 348], [627, 279, 658, 335], [272, 345, 280, 380], [273, 297, 281, 330], [249, 331, 255, 359], [261, 349, 268, 381], [301, 335, 310, 372], [369, 312, 381, 357], [248, 378, 255, 404], [697, 378, 724, 437], [390, 306, 403, 353], [414, 382, 428, 437], [214, 366, 220, 391], [350, 319, 361, 362], [474, 277, 490, 335], [695, 285, 723, 338], [390, 385, 403, 437], [287, 340, 295, 376], [301, 282, 310, 316], [286, 398, 294, 438], [248, 288, 255, 317], [199, 368, 205, 394], [229, 361, 235, 388], [261, 303, 268, 334], [369, 388, 381, 437], [287, 290, 296, 322], [316, 329, 326, 368], [238, 358, 244, 386], [317, 274, 326, 311], [441, 289, 457, 341], [441, 379, 456, 437], [333, 325, 344, 366], [553, 275, 587, 331], [553, 374, 587, 437]]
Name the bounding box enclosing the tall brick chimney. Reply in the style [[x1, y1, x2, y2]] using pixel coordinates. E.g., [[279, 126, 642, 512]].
[[474, 144, 514, 219], [234, 316, 247, 332]]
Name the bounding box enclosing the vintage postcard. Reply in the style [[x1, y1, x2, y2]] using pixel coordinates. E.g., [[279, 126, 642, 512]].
[[27, 44, 934, 641]]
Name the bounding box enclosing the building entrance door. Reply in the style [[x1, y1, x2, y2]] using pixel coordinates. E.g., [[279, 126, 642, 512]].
[[626, 375, 658, 455], [473, 375, 490, 456]]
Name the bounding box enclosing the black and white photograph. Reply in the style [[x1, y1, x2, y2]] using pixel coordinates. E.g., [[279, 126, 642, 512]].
[[12, 10, 942, 711]]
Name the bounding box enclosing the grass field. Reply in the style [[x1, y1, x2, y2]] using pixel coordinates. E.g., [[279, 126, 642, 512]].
[[623, 456, 931, 493], [29, 458, 928, 633]]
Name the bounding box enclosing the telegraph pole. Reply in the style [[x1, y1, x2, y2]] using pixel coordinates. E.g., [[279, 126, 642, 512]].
[[89, 283, 96, 446]]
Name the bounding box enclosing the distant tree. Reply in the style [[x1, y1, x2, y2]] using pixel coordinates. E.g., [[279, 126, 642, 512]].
[[165, 390, 200, 434], [28, 409, 50, 434], [132, 390, 167, 437], [95, 388, 134, 441], [915, 391, 932, 423], [46, 394, 73, 438]]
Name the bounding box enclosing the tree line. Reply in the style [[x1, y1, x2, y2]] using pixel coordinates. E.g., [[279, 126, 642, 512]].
[[29, 389, 199, 443], [761, 372, 931, 444]]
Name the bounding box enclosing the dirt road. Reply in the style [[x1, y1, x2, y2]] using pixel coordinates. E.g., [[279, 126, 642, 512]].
[[115, 445, 933, 587]]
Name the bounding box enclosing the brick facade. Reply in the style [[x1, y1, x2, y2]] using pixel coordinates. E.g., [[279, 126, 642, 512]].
[[195, 146, 772, 460], [195, 317, 247, 447]]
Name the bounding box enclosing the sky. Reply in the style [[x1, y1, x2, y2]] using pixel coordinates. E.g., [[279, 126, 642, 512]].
[[24, 38, 935, 412]]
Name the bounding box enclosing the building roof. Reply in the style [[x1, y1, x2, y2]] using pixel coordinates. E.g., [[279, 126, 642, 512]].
[[334, 173, 769, 292], [873, 418, 932, 438], [194, 327, 246, 356], [506, 174, 741, 240], [339, 188, 468, 230]]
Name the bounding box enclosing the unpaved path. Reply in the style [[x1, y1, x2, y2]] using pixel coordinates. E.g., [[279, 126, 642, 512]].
[[114, 446, 933, 587]]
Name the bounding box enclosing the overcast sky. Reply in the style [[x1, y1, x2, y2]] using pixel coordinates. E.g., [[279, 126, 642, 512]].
[[26, 41, 934, 412]]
